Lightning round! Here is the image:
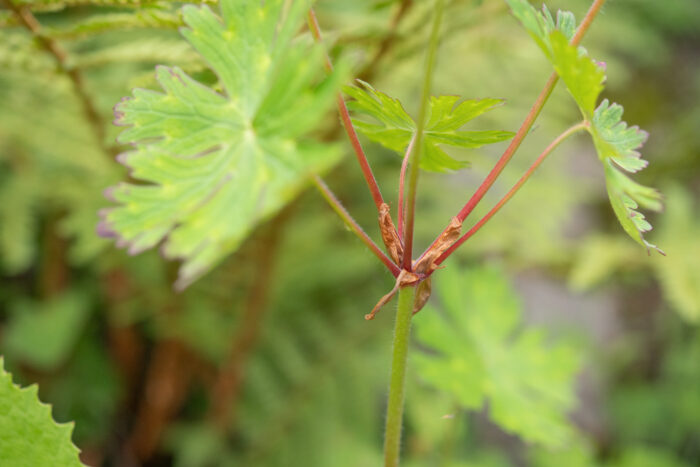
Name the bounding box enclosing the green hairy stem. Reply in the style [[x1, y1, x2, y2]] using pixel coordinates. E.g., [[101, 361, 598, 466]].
[[384, 285, 417, 467]]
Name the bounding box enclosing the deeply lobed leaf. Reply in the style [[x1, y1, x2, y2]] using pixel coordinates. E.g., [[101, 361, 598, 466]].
[[549, 31, 605, 117], [505, 0, 576, 56], [99, 0, 344, 289], [592, 99, 649, 173], [507, 0, 662, 254], [604, 164, 663, 253], [345, 81, 513, 172], [414, 265, 580, 448]]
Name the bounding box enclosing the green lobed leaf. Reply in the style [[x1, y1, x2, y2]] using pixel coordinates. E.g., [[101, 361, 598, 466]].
[[0, 358, 85, 466], [593, 101, 661, 253], [505, 0, 576, 57], [591, 99, 649, 173], [99, 0, 345, 289], [592, 100, 662, 254], [603, 158, 663, 254], [345, 81, 513, 172], [549, 31, 605, 118], [413, 265, 580, 448], [507, 1, 662, 254]]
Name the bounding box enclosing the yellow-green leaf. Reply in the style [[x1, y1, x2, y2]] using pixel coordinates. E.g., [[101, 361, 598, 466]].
[[0, 358, 85, 466], [345, 81, 513, 172], [99, 0, 344, 289]]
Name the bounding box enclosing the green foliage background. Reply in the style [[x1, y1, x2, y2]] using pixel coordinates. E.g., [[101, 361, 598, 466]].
[[0, 0, 698, 465]]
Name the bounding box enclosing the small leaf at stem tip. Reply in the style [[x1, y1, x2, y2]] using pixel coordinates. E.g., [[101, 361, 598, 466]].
[[505, 0, 577, 57], [344, 81, 514, 172], [507, 0, 605, 117]]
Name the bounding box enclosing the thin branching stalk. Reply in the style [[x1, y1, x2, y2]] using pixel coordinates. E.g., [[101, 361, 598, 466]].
[[420, 0, 608, 265], [312, 175, 401, 277], [435, 122, 589, 266], [383, 285, 417, 467], [401, 0, 445, 271], [453, 72, 560, 223], [308, 9, 387, 211], [397, 135, 416, 242], [2, 0, 109, 154]]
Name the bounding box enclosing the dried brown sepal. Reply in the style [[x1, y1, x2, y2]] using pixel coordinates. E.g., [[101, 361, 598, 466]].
[[365, 284, 398, 321], [365, 269, 420, 320], [413, 277, 431, 315], [378, 203, 403, 264], [413, 217, 462, 275]]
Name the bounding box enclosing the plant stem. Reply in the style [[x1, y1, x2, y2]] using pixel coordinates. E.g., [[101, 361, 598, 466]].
[[384, 285, 417, 467], [307, 9, 386, 211], [420, 0, 607, 263], [397, 135, 416, 242], [2, 0, 109, 154], [435, 122, 588, 267], [456, 0, 606, 222], [455, 72, 559, 223], [312, 175, 401, 277], [571, 0, 608, 47], [401, 0, 445, 271]]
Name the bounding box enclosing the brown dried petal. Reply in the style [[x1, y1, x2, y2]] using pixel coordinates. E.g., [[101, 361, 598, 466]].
[[413, 217, 462, 275], [378, 203, 403, 264], [365, 269, 420, 320]]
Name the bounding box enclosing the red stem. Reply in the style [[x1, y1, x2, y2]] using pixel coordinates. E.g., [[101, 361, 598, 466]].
[[570, 0, 607, 47], [308, 9, 386, 210], [434, 123, 587, 268], [312, 175, 401, 277], [457, 72, 559, 223], [419, 0, 607, 264]]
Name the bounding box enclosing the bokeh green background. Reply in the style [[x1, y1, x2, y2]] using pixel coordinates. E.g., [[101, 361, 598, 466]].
[[0, 0, 698, 465]]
